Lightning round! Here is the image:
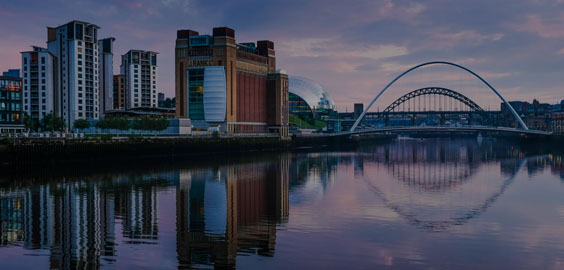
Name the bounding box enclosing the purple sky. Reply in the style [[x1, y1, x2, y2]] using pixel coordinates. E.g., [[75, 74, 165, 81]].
[[2, 0, 564, 111]]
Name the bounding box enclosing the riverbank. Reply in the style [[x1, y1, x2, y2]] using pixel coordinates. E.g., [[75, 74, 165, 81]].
[[0, 134, 370, 164], [1, 132, 561, 165]]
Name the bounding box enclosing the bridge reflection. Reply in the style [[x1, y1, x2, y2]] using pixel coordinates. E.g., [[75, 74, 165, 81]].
[[0, 145, 563, 267], [353, 139, 563, 231]]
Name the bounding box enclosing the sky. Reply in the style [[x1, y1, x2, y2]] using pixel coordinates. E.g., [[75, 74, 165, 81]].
[[1, 0, 564, 111]]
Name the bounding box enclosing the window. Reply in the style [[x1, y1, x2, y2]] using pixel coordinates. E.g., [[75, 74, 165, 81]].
[[24, 58, 27, 64], [79, 80, 82, 85], [78, 106, 82, 110], [78, 67, 82, 72], [78, 54, 82, 59], [42, 66, 45, 71], [41, 57, 45, 64], [78, 74, 82, 78], [42, 72, 45, 77], [78, 61, 82, 65]]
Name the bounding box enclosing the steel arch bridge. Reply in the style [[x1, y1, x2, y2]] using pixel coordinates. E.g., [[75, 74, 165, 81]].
[[350, 61, 529, 131], [382, 87, 484, 114]]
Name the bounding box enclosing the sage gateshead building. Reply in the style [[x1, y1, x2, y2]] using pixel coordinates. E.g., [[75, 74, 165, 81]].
[[175, 27, 289, 137], [288, 76, 336, 119]]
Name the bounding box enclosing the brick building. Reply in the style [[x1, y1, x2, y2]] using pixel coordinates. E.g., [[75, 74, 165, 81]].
[[175, 27, 288, 137]]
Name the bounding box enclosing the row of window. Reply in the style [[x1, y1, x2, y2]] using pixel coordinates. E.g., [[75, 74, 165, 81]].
[[0, 102, 21, 111], [0, 79, 21, 87], [0, 113, 20, 122]]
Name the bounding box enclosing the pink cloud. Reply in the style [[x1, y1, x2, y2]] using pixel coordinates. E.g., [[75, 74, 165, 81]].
[[514, 14, 564, 38]]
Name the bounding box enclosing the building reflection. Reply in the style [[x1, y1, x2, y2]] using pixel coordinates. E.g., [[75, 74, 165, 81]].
[[176, 154, 290, 269], [0, 154, 290, 269]]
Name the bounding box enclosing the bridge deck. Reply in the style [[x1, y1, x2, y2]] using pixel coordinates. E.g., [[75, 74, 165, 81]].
[[345, 126, 551, 136]]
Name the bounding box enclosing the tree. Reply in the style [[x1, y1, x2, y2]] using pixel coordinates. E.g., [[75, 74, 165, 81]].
[[95, 117, 130, 130], [131, 117, 169, 131], [73, 119, 90, 130], [22, 112, 36, 132], [41, 112, 65, 132]]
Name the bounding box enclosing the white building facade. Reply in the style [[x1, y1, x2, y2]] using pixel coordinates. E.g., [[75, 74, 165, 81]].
[[21, 47, 57, 123], [120, 50, 158, 109], [46, 20, 101, 129]]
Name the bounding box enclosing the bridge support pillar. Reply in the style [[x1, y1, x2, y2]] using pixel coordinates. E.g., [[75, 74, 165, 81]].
[[412, 114, 417, 126]]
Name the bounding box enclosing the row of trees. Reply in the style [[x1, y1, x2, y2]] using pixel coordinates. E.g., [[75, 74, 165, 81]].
[[23, 112, 65, 132], [22, 112, 169, 132]]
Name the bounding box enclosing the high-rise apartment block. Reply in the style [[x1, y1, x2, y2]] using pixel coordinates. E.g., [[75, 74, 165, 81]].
[[21, 20, 114, 129], [120, 50, 158, 109], [113, 75, 125, 110], [175, 27, 289, 136], [46, 20, 102, 129], [21, 46, 57, 123], [98, 37, 115, 116]]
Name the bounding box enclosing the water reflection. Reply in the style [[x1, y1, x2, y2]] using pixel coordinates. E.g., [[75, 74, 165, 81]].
[[0, 155, 290, 269], [1, 140, 564, 269]]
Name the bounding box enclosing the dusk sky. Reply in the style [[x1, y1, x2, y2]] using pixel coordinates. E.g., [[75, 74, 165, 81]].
[[2, 0, 564, 111]]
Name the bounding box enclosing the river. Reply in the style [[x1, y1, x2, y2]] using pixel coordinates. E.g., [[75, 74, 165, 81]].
[[0, 138, 563, 269]]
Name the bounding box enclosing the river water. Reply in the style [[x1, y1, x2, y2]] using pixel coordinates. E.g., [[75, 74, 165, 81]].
[[1, 138, 563, 269]]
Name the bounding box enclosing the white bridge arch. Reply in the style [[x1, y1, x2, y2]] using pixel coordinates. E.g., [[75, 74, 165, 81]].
[[350, 61, 528, 131]]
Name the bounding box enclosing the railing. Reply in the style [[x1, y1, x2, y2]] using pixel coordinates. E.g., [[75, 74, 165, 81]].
[[351, 125, 551, 134], [1, 132, 281, 139]]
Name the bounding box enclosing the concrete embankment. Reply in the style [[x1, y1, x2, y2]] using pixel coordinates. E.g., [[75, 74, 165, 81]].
[[0, 134, 367, 163]]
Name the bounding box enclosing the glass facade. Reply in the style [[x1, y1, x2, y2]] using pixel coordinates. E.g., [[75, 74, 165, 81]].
[[188, 69, 205, 120], [0, 77, 23, 125], [289, 93, 313, 116], [288, 76, 336, 117]]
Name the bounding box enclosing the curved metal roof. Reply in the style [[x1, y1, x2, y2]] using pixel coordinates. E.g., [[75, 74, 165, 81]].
[[289, 76, 336, 112]]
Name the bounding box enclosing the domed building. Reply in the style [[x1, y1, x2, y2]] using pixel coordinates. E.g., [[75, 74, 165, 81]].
[[288, 76, 336, 118]]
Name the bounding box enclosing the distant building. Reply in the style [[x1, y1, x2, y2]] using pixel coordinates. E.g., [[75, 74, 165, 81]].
[[21, 46, 57, 123], [354, 103, 364, 120], [112, 75, 125, 110], [98, 37, 115, 117], [157, 92, 165, 107], [2, 69, 20, 78], [501, 99, 552, 130], [105, 107, 175, 118], [0, 76, 24, 133], [121, 50, 158, 109], [553, 111, 564, 134], [174, 27, 288, 136]]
